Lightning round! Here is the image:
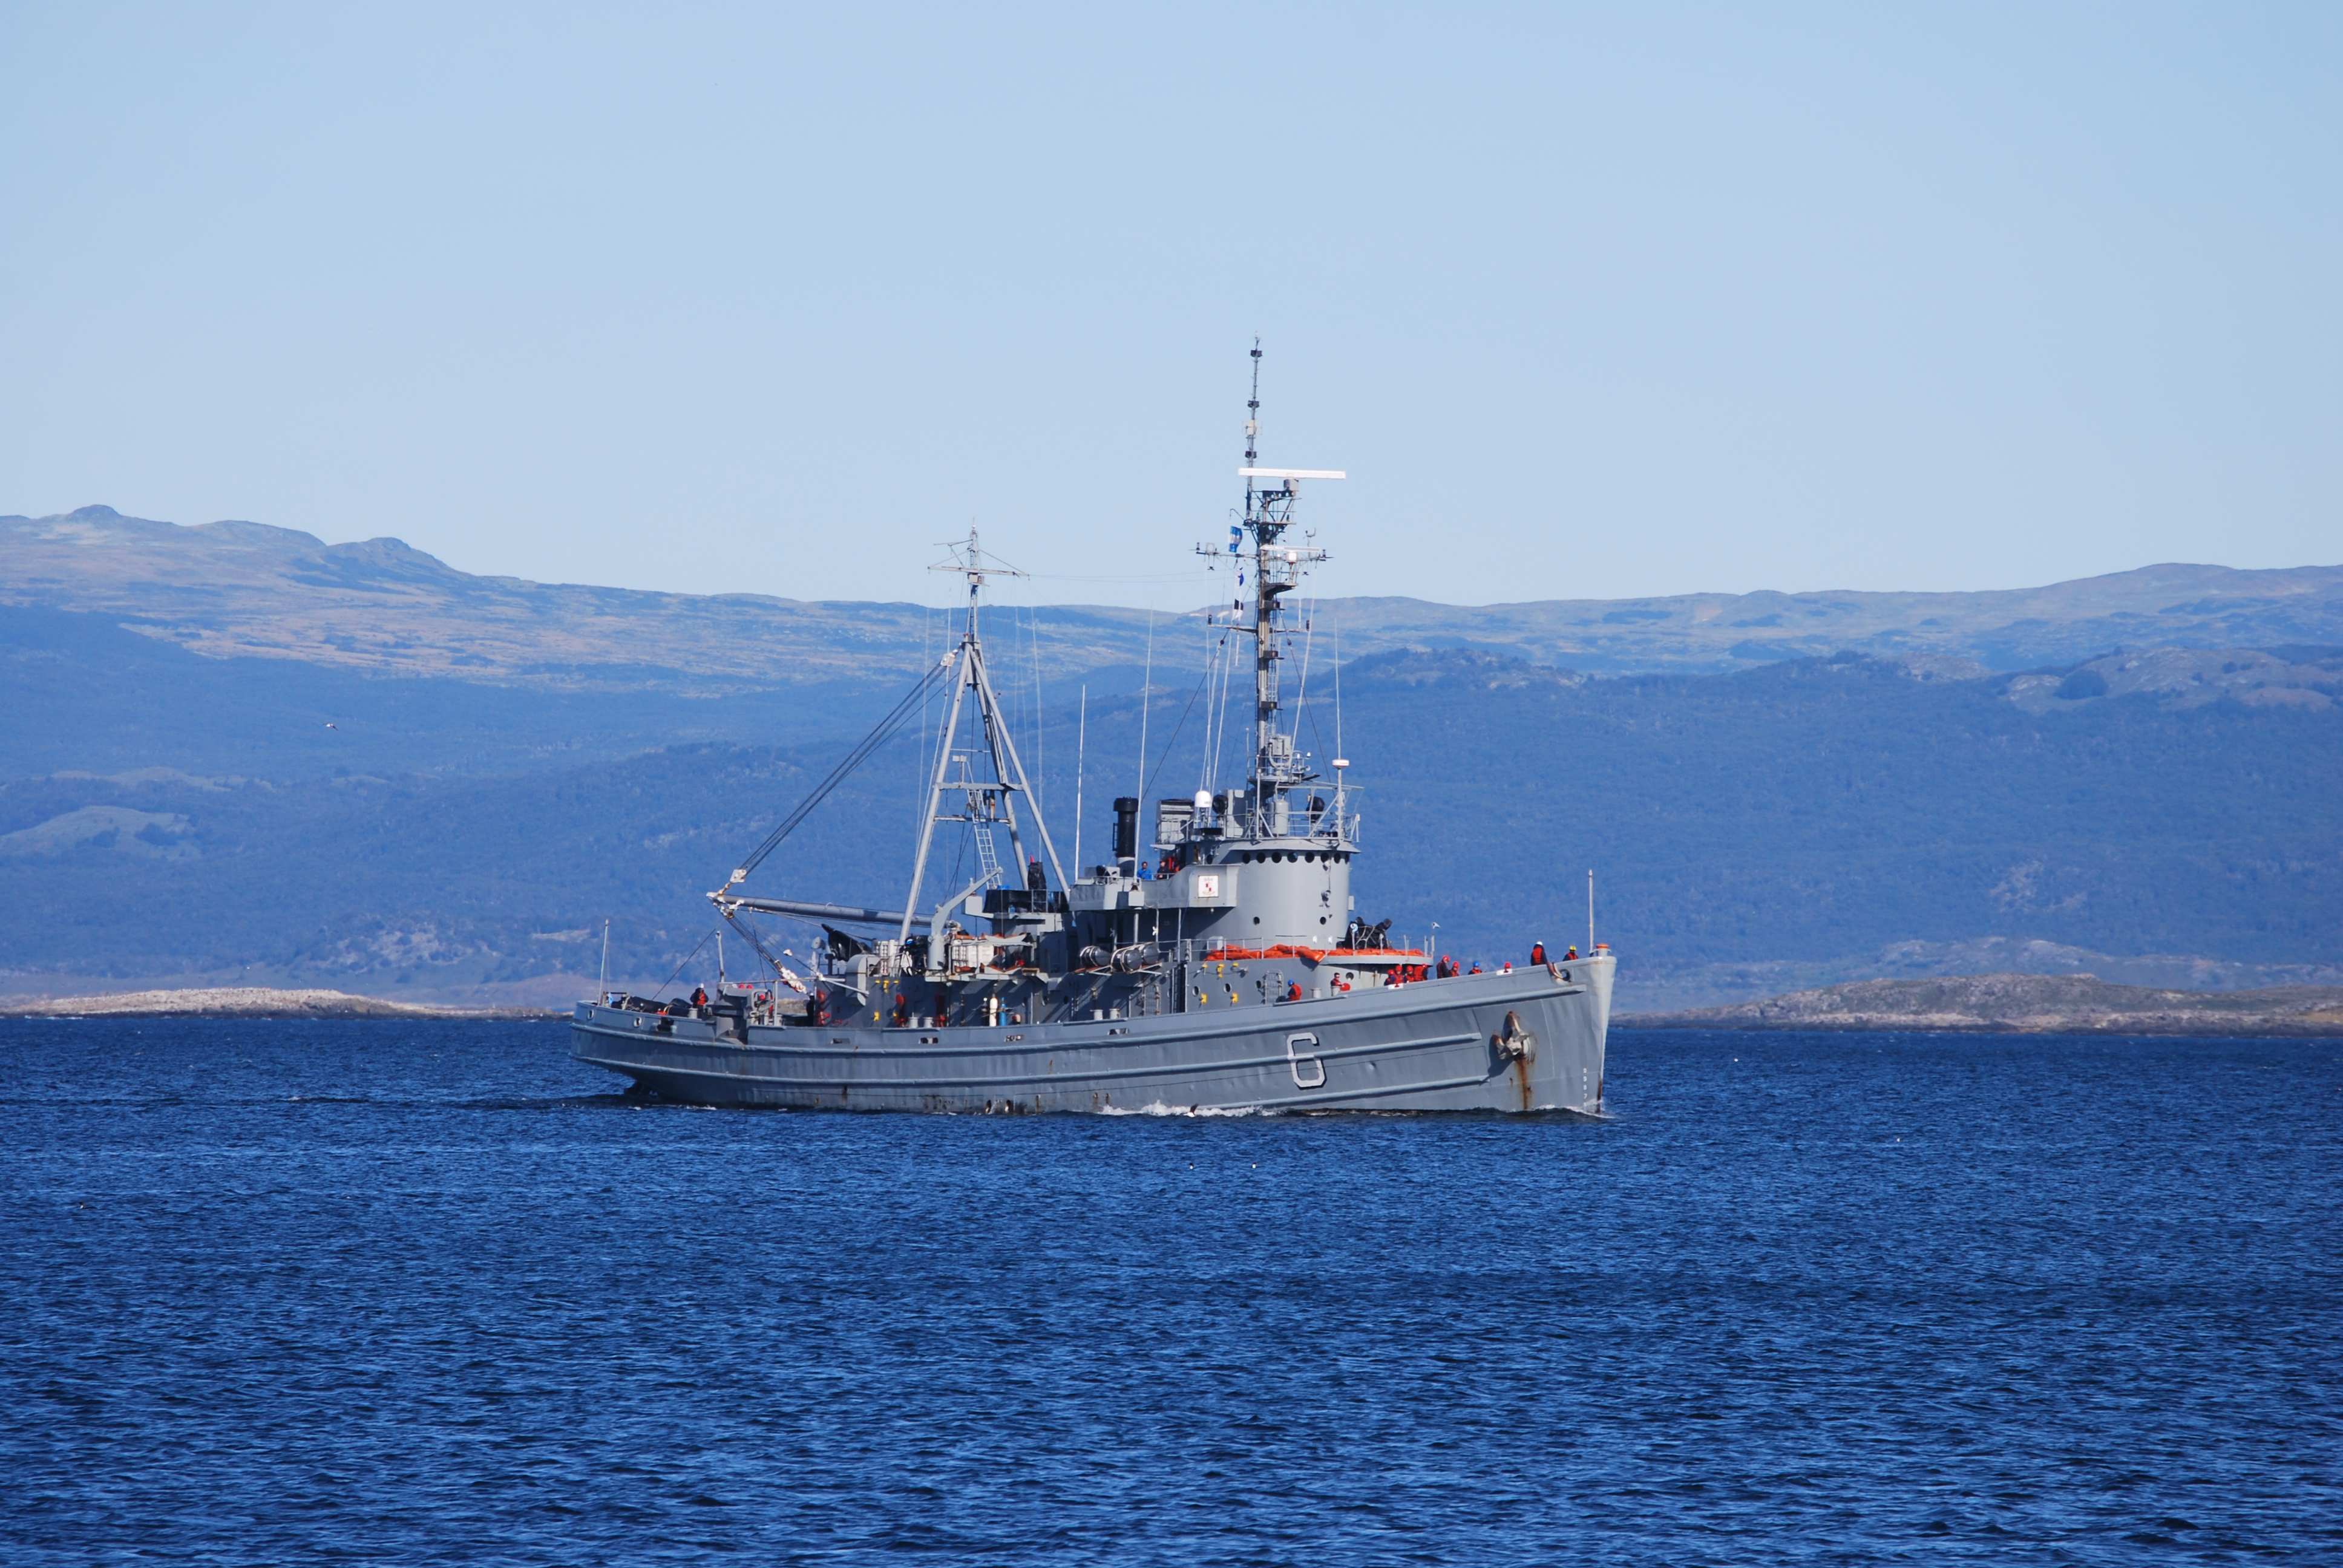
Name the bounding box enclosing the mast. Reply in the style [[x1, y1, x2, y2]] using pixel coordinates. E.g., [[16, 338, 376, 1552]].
[[1217, 339, 1342, 838], [898, 528, 1069, 947]]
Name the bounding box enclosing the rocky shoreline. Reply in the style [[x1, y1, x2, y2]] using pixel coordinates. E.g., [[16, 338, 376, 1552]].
[[1616, 973, 2343, 1036], [0, 986, 559, 1020]]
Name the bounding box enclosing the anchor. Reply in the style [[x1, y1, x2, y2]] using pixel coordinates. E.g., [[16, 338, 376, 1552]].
[[1492, 1010, 1537, 1067]]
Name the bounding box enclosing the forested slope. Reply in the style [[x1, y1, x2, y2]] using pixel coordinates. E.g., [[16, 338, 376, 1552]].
[[4, 638, 2336, 1010], [1339, 649, 2342, 987]]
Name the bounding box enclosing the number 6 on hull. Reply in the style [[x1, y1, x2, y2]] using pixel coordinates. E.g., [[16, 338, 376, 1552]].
[[1286, 1031, 1327, 1089]]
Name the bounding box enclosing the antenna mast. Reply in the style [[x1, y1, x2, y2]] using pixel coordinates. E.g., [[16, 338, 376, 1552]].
[[1203, 340, 1341, 838]]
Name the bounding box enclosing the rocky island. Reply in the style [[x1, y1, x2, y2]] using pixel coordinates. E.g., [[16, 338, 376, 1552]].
[[1617, 973, 2343, 1036], [0, 987, 552, 1019]]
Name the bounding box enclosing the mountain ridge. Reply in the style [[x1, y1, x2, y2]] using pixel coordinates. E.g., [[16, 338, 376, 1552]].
[[9, 505, 2340, 687], [6, 507, 2339, 1012]]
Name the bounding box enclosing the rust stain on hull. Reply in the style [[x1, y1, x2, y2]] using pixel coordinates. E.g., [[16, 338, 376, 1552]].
[[1493, 1009, 1537, 1111]]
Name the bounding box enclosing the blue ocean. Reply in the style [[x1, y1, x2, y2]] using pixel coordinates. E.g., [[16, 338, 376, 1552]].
[[2, 1020, 2335, 1564]]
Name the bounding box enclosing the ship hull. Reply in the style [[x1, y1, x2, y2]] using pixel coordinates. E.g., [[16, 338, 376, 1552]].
[[569, 959, 1611, 1114]]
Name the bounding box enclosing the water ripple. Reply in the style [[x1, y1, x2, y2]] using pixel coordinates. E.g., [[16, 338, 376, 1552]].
[[0, 1019, 2336, 1563]]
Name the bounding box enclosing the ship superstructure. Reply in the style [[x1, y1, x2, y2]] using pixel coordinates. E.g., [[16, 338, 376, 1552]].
[[569, 347, 1613, 1112]]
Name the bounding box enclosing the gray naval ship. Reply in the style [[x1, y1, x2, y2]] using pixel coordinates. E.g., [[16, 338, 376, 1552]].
[[571, 354, 1614, 1112]]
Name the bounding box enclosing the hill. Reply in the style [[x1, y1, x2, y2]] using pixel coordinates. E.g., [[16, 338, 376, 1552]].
[[10, 505, 2342, 684], [5, 503, 2338, 1011], [1341, 645, 2343, 1003], [0, 604, 889, 782], [2, 640, 2336, 1011], [1616, 973, 2343, 1036]]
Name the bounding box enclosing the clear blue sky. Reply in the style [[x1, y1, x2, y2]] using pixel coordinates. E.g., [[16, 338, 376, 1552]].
[[4, 2, 2336, 609]]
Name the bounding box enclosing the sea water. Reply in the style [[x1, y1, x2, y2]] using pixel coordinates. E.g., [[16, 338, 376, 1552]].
[[1, 1019, 2335, 1564]]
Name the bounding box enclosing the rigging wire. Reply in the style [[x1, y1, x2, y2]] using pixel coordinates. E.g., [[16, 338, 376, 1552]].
[[916, 598, 936, 835], [1133, 607, 1155, 806], [713, 906, 807, 993], [1332, 607, 1345, 763], [733, 659, 951, 881], [1138, 655, 1215, 806], [1026, 591, 1047, 850], [1021, 569, 1214, 583], [917, 576, 965, 867], [1199, 609, 1237, 787], [1208, 621, 1236, 794], [650, 925, 721, 998], [1289, 591, 1319, 748]]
